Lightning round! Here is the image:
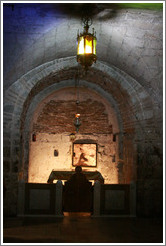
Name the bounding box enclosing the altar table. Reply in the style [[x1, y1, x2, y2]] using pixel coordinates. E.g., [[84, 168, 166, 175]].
[[47, 170, 104, 184]]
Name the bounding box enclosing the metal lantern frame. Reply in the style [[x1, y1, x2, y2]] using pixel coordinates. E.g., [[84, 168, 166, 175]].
[[77, 16, 97, 70]]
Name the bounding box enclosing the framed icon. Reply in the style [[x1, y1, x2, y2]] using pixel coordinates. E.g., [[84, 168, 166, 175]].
[[72, 143, 97, 167]]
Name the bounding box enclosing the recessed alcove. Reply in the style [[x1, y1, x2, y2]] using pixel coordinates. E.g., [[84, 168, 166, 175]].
[[28, 87, 121, 184]]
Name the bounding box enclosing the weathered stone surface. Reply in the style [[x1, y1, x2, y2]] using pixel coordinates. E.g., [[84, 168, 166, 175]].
[[33, 99, 112, 134], [4, 6, 163, 104], [3, 147, 10, 157], [3, 5, 163, 217]]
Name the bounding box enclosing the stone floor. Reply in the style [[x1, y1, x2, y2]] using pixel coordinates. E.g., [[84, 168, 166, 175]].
[[3, 215, 163, 244]]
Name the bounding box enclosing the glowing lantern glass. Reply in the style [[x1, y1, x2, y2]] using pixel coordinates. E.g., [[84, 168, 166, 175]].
[[77, 17, 97, 70]]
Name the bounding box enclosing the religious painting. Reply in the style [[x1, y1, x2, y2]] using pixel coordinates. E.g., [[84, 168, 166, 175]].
[[72, 143, 97, 167]]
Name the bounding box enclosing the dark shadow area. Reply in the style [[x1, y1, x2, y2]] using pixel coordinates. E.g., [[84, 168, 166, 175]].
[[4, 237, 69, 243], [63, 166, 93, 213], [3, 217, 163, 243]]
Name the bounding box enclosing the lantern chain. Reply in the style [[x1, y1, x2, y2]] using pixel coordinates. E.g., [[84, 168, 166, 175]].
[[75, 69, 80, 112]]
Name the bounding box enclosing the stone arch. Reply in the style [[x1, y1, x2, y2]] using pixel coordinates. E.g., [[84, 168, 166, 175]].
[[4, 56, 154, 176], [3, 56, 155, 214]]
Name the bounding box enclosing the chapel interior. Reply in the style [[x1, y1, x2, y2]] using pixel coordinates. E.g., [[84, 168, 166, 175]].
[[3, 2, 164, 243]]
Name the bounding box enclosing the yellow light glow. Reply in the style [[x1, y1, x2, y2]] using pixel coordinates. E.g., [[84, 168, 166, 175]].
[[78, 35, 96, 55], [75, 113, 80, 118], [85, 38, 92, 53], [78, 37, 84, 54], [77, 32, 97, 68]]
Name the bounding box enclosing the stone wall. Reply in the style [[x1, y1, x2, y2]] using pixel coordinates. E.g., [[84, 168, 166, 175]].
[[29, 133, 118, 184], [4, 4, 163, 109], [3, 56, 163, 217], [28, 87, 119, 184], [33, 99, 112, 134]]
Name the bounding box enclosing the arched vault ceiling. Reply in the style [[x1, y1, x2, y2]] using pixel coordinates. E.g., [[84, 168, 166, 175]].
[[3, 4, 163, 105]]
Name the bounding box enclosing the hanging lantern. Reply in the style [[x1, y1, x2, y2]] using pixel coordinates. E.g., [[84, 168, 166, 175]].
[[77, 16, 97, 71], [74, 113, 81, 133]]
